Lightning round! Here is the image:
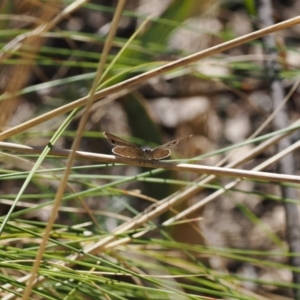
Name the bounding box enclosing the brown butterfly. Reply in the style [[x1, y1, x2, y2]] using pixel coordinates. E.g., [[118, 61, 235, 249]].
[[104, 132, 192, 160]]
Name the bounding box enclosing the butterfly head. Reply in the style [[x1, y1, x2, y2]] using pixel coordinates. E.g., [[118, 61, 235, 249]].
[[140, 147, 155, 160]]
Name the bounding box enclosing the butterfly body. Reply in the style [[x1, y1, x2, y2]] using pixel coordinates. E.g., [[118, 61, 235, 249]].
[[104, 132, 191, 160]]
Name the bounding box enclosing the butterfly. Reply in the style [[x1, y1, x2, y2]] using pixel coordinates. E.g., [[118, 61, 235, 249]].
[[104, 132, 192, 160]]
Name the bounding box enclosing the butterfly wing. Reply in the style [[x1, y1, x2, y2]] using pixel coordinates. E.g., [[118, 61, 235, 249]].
[[150, 148, 171, 160], [151, 135, 192, 160], [104, 132, 138, 147], [154, 135, 192, 150], [112, 146, 143, 159], [105, 132, 192, 160]]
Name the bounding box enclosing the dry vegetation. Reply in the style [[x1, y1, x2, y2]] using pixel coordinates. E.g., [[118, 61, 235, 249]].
[[1, 0, 300, 299]]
